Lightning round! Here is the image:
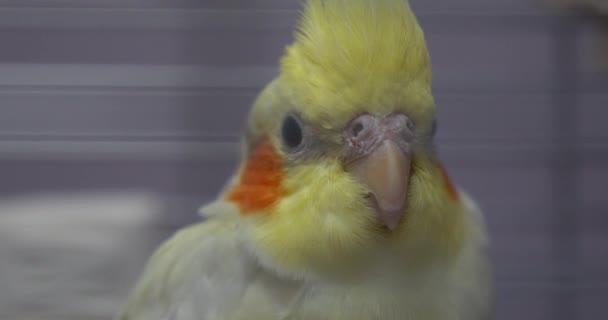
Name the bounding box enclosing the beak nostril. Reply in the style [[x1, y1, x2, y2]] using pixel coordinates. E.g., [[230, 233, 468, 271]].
[[406, 119, 414, 131], [352, 122, 364, 137]]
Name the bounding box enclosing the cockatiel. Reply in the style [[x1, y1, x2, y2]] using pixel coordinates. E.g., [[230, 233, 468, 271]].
[[119, 0, 493, 319]]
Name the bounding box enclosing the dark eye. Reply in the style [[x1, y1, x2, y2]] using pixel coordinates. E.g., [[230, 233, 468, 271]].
[[281, 115, 303, 148]]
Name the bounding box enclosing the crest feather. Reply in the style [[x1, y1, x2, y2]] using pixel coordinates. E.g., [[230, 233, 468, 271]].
[[282, 0, 430, 87], [279, 0, 433, 128]]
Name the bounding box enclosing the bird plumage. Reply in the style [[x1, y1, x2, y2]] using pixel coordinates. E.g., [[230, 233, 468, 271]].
[[118, 0, 494, 319], [120, 193, 491, 320]]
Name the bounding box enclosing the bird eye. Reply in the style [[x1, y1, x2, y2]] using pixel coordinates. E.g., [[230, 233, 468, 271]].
[[281, 115, 303, 149]]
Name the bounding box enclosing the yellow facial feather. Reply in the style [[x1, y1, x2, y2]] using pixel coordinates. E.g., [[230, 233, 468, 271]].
[[244, 155, 467, 280], [245, 159, 379, 280]]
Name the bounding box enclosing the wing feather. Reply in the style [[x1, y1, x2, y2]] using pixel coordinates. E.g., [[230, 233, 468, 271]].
[[118, 213, 251, 320]]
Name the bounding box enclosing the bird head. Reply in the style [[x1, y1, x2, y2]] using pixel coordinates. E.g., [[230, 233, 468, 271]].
[[224, 0, 467, 281]]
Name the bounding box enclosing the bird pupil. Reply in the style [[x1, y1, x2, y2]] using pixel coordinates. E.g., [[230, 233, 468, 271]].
[[282, 116, 303, 148]]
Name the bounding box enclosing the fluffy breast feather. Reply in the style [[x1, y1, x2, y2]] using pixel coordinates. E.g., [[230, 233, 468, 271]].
[[117, 216, 254, 320], [119, 190, 492, 320]]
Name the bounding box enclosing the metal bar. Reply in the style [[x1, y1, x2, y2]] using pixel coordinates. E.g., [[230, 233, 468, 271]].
[[551, 15, 582, 320]]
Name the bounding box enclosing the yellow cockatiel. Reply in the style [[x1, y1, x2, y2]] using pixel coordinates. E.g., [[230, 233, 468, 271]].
[[119, 0, 494, 319]]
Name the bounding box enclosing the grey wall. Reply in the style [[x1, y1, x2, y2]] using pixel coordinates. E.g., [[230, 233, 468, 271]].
[[0, 0, 607, 319]]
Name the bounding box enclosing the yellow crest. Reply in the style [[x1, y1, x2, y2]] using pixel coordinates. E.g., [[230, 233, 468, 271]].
[[279, 0, 433, 130]]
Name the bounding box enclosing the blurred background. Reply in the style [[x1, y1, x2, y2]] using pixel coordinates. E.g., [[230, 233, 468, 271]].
[[0, 0, 606, 319]]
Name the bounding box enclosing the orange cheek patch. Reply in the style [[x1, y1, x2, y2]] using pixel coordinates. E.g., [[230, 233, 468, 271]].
[[227, 140, 284, 214], [438, 163, 460, 202]]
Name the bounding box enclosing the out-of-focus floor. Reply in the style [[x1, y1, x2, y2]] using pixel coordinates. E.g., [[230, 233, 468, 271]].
[[0, 192, 172, 319]]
